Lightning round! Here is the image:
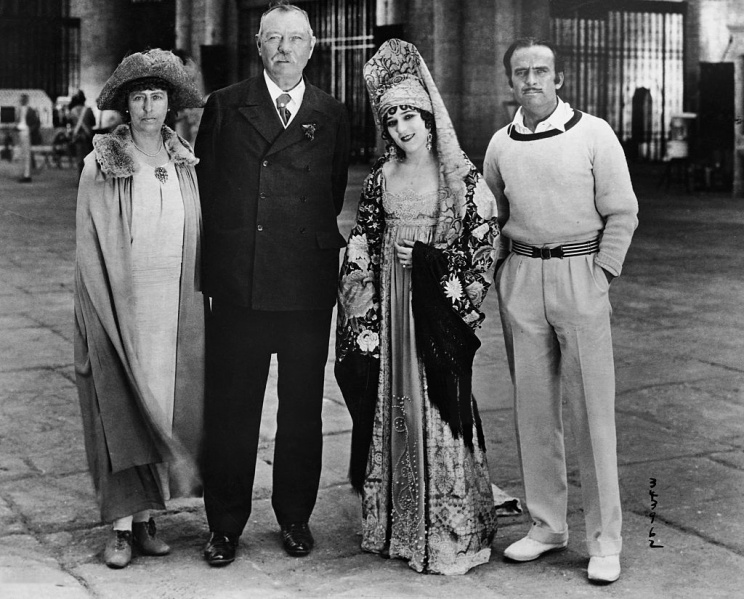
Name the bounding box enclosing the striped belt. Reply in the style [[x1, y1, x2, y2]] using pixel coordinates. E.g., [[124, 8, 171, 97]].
[[511, 238, 600, 260]]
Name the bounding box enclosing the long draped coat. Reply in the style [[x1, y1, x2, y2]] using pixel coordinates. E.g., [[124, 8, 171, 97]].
[[74, 124, 204, 518]]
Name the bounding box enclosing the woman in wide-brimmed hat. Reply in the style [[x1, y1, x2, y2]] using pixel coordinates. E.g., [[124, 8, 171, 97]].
[[74, 48, 205, 568]]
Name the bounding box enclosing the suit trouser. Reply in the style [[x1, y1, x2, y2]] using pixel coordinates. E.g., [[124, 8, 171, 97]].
[[203, 300, 332, 535], [496, 252, 622, 557]]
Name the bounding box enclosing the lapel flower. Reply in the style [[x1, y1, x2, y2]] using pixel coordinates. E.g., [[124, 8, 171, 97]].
[[302, 123, 317, 141]]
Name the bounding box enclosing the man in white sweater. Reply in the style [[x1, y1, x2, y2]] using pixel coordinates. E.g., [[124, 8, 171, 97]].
[[483, 38, 638, 584]]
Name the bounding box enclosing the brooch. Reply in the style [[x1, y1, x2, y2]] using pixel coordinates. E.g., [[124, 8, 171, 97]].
[[302, 123, 317, 141], [154, 166, 168, 184]]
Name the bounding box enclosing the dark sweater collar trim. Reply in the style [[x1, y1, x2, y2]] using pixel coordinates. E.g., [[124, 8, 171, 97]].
[[507, 110, 583, 140]]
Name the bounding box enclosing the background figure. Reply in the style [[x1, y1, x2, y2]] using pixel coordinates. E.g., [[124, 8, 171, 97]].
[[74, 49, 205, 569], [69, 90, 96, 174], [483, 37, 639, 584], [15, 93, 40, 182], [195, 0, 350, 567], [336, 39, 501, 575]]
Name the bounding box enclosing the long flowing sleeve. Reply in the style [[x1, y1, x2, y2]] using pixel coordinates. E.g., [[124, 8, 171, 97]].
[[335, 160, 386, 492], [436, 164, 500, 329], [336, 161, 385, 362]]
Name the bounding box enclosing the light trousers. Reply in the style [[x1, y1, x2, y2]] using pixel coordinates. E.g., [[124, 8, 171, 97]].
[[497, 251, 622, 557], [18, 129, 31, 178]]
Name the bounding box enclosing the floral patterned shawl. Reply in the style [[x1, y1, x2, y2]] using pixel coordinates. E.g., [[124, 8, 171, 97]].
[[336, 155, 498, 362]]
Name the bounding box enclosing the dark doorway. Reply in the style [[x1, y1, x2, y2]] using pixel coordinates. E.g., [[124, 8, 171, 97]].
[[631, 87, 653, 161], [697, 63, 734, 190], [128, 0, 176, 54]]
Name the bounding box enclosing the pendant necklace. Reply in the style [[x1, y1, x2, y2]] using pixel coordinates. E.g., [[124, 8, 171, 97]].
[[133, 139, 162, 157], [133, 138, 169, 184]]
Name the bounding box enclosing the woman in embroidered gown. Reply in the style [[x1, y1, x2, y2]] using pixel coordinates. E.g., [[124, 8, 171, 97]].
[[74, 49, 204, 569], [336, 39, 501, 575]]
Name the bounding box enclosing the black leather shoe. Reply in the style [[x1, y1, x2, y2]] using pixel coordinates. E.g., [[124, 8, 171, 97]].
[[132, 518, 170, 556], [280, 522, 314, 557], [203, 532, 239, 567]]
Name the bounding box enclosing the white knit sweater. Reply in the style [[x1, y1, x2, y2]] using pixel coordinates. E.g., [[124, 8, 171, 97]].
[[483, 110, 638, 276]]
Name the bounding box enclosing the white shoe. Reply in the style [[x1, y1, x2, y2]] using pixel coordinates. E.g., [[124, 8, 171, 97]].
[[503, 536, 568, 562], [588, 555, 621, 583]]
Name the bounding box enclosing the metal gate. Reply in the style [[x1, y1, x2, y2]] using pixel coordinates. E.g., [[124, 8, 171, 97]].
[[0, 0, 80, 100], [551, 0, 685, 161], [238, 0, 377, 162]]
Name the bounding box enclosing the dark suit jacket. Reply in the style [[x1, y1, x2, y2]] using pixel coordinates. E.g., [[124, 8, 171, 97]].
[[195, 75, 350, 310]]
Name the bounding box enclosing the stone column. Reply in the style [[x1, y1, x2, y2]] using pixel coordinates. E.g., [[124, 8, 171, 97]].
[[404, 0, 551, 164], [204, 0, 227, 45], [377, 0, 406, 26], [686, 0, 703, 114], [521, 0, 550, 38], [465, 0, 550, 164], [197, 0, 230, 92], [728, 2, 744, 196], [406, 0, 463, 148], [175, 0, 194, 53], [462, 0, 530, 165], [69, 0, 132, 104]]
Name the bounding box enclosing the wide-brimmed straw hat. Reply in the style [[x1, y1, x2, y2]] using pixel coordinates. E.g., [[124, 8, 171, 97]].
[[97, 48, 203, 112]]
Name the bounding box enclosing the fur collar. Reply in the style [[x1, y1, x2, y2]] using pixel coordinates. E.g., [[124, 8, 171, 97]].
[[93, 124, 198, 178]]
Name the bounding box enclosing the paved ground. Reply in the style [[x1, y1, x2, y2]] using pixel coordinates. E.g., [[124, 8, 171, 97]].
[[0, 155, 742, 599]]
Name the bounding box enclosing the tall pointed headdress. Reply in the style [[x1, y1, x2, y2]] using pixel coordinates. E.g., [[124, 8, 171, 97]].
[[364, 39, 472, 240]]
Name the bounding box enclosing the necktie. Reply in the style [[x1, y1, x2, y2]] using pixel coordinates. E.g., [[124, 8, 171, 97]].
[[276, 93, 291, 126]]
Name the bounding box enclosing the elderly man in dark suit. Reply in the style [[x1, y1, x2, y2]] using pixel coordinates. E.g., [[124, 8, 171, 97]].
[[195, 0, 350, 566]]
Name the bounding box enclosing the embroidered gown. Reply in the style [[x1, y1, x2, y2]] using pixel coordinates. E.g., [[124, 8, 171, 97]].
[[338, 164, 498, 575]]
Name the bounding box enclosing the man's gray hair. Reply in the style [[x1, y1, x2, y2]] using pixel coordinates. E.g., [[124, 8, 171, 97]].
[[256, 0, 313, 39]]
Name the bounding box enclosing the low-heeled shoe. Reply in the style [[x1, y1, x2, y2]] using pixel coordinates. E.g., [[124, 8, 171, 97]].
[[204, 532, 239, 567], [503, 536, 568, 562], [588, 555, 621, 583], [103, 530, 133, 569], [132, 518, 171, 556], [281, 522, 314, 557]]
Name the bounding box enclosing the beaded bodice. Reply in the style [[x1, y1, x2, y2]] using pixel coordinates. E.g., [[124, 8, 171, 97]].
[[382, 188, 440, 226]]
